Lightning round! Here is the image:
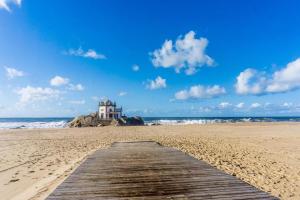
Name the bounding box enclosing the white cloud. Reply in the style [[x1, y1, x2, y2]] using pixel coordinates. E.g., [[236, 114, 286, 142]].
[[68, 84, 84, 91], [69, 100, 85, 105], [0, 0, 22, 12], [4, 66, 24, 79], [236, 102, 245, 109], [219, 102, 232, 109], [250, 102, 261, 108], [119, 91, 127, 96], [16, 86, 60, 104], [50, 76, 84, 91], [175, 85, 226, 100], [235, 58, 300, 95], [65, 47, 106, 60], [267, 58, 300, 93], [174, 90, 189, 100], [151, 31, 214, 75], [132, 64, 139, 72], [235, 68, 266, 95], [146, 76, 167, 90], [282, 102, 293, 108], [50, 76, 69, 87]]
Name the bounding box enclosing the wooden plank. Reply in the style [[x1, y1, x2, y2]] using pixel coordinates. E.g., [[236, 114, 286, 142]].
[[47, 141, 278, 199]]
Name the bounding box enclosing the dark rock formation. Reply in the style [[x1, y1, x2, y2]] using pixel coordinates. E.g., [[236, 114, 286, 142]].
[[149, 122, 161, 126], [113, 116, 144, 126], [68, 113, 99, 128], [68, 113, 144, 128]]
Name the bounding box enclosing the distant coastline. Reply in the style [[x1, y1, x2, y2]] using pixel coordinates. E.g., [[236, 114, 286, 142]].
[[1, 116, 300, 129]]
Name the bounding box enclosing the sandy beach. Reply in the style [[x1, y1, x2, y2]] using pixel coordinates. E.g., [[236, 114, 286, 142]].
[[0, 123, 299, 200]]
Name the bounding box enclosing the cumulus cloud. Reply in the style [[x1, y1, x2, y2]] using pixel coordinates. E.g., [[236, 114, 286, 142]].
[[146, 76, 167, 90], [69, 100, 85, 105], [267, 58, 300, 93], [0, 0, 22, 12], [16, 86, 60, 104], [250, 102, 261, 108], [4, 66, 24, 79], [50, 76, 84, 91], [150, 31, 214, 75], [175, 85, 226, 100], [219, 102, 232, 109], [282, 102, 293, 107], [50, 76, 69, 87], [236, 102, 245, 108], [132, 64, 139, 72], [235, 58, 300, 95], [64, 47, 106, 60], [119, 91, 127, 96], [235, 68, 266, 95], [68, 84, 84, 91]]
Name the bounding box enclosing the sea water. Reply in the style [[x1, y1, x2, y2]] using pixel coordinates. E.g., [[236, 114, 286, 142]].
[[0, 117, 300, 129], [0, 118, 72, 129], [143, 117, 300, 125]]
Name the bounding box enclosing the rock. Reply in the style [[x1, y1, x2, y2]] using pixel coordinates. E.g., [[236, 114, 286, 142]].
[[149, 122, 161, 126], [68, 113, 99, 128], [110, 119, 118, 126], [84, 116, 92, 124], [114, 116, 144, 126], [68, 116, 83, 128], [68, 114, 144, 127], [129, 116, 144, 126]]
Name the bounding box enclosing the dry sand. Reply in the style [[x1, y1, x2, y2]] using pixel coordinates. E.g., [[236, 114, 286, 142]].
[[0, 123, 299, 200]]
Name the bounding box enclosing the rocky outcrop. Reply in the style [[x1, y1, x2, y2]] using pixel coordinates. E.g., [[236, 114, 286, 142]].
[[148, 122, 161, 126], [113, 116, 144, 126], [68, 113, 99, 128], [68, 113, 144, 128]]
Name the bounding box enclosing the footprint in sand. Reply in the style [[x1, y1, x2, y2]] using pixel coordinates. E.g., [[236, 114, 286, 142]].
[[9, 178, 20, 183]]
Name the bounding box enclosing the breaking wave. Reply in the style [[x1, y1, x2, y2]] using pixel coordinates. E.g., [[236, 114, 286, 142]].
[[0, 118, 70, 129], [144, 117, 300, 125], [0, 117, 299, 129]]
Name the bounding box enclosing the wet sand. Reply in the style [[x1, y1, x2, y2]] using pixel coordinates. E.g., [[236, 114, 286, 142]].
[[0, 123, 299, 199]]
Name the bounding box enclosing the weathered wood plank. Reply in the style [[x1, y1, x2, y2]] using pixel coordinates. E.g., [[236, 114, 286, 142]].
[[47, 141, 278, 199]]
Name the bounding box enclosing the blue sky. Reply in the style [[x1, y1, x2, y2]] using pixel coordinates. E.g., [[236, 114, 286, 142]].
[[1, 0, 300, 117]]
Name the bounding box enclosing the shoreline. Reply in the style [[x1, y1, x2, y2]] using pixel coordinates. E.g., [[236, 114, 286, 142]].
[[0, 123, 299, 199], [1, 119, 300, 130]]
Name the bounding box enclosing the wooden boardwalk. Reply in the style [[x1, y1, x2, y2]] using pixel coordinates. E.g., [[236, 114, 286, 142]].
[[47, 141, 278, 199]]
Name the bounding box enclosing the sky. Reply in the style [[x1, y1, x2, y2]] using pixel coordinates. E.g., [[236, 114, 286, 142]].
[[1, 0, 300, 117]]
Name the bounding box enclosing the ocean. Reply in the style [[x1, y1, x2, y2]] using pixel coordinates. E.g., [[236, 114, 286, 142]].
[[0, 117, 300, 129], [0, 118, 72, 129]]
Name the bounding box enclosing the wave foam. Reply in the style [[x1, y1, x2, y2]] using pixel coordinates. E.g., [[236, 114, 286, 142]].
[[0, 121, 68, 129], [144, 117, 297, 125], [145, 119, 227, 125]]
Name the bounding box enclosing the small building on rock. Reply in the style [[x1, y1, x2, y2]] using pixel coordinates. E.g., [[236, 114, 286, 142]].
[[98, 99, 122, 120]]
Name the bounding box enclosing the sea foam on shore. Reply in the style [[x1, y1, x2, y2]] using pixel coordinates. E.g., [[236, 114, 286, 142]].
[[144, 117, 300, 125], [0, 118, 70, 129], [1, 117, 300, 129], [0, 121, 68, 129]]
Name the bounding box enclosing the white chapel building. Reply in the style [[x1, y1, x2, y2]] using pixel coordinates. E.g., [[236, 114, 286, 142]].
[[98, 100, 122, 120]]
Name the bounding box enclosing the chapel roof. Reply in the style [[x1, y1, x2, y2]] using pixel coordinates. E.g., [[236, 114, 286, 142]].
[[100, 99, 116, 106]]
